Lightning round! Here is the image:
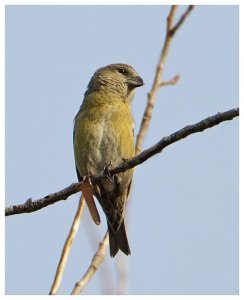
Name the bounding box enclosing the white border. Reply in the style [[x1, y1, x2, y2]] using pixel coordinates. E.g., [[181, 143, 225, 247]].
[[1, 1, 242, 299], [1, 0, 242, 5], [0, 1, 5, 298]]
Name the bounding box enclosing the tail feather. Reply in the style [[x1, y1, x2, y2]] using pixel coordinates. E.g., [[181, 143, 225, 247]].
[[108, 220, 131, 257]]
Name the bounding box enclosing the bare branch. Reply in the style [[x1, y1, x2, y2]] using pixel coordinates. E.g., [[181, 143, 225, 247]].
[[159, 74, 180, 87], [135, 5, 194, 154], [170, 5, 194, 37], [5, 184, 81, 216], [5, 108, 239, 217], [167, 5, 178, 32], [70, 232, 109, 295], [49, 196, 85, 295]]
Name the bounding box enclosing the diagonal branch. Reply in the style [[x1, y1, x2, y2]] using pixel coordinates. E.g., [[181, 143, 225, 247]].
[[170, 5, 194, 37], [5, 183, 81, 216], [49, 196, 86, 295], [70, 232, 109, 295], [135, 5, 194, 154], [159, 74, 180, 87], [5, 108, 239, 217]]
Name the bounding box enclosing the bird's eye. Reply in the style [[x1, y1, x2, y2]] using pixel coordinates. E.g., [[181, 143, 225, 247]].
[[117, 68, 126, 74]]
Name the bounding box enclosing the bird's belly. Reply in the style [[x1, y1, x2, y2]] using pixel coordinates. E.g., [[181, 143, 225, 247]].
[[79, 120, 124, 177]]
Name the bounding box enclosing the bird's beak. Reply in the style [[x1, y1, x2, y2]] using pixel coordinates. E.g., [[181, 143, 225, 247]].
[[127, 76, 144, 88]]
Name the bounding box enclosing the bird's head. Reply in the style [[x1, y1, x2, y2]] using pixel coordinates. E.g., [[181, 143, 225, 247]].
[[85, 63, 144, 102]]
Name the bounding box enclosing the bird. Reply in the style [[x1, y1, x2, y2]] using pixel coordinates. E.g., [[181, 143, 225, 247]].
[[73, 63, 144, 257]]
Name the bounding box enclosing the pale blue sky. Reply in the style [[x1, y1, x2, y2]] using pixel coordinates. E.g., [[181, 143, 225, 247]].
[[5, 5, 239, 295]]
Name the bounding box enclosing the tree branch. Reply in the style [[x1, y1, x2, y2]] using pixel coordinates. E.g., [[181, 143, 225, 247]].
[[70, 232, 109, 295], [49, 196, 85, 295], [170, 5, 194, 37], [5, 108, 239, 217], [5, 184, 81, 216], [159, 74, 180, 87], [135, 5, 194, 154]]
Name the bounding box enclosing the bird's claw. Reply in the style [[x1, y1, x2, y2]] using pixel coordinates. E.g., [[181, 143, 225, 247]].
[[83, 174, 93, 185], [104, 162, 114, 182]]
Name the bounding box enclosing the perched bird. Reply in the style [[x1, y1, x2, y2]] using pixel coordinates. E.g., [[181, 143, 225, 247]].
[[73, 63, 144, 257]]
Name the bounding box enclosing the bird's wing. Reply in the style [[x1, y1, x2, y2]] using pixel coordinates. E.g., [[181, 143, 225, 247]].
[[73, 125, 101, 225]]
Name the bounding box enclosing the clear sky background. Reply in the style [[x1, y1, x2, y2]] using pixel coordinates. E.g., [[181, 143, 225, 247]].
[[5, 5, 239, 295]]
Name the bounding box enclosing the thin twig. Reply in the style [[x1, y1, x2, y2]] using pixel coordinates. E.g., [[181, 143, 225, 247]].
[[70, 232, 109, 295], [5, 108, 239, 217], [49, 196, 85, 295], [135, 5, 194, 155], [159, 74, 180, 87], [170, 5, 194, 37]]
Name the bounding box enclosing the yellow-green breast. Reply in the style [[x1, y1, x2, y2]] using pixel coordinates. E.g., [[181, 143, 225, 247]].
[[73, 91, 135, 178]]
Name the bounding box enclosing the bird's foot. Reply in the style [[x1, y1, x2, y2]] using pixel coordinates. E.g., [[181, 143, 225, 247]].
[[83, 173, 95, 186], [104, 162, 115, 182]]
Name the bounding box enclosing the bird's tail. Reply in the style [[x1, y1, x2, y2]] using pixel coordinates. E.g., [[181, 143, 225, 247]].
[[107, 220, 131, 257]]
